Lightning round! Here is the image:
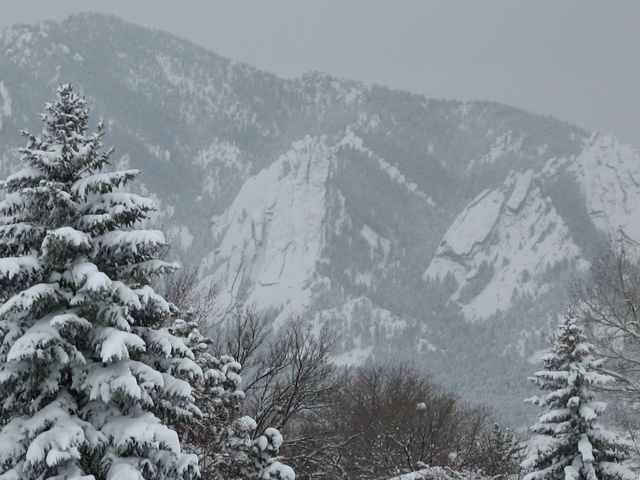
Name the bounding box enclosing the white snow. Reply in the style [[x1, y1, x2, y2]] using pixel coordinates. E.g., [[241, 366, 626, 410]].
[[95, 230, 165, 255], [506, 169, 535, 212], [424, 134, 640, 321], [456, 103, 473, 118], [332, 345, 374, 366], [107, 462, 145, 480], [72, 170, 138, 198], [577, 434, 594, 462], [208, 136, 333, 321], [50, 312, 91, 332], [569, 133, 640, 243], [7, 317, 65, 363], [142, 328, 197, 362], [315, 296, 407, 366], [0, 283, 63, 317], [236, 415, 257, 432], [0, 81, 11, 132], [95, 327, 146, 362], [45, 227, 91, 251], [102, 411, 180, 452], [145, 142, 170, 162], [167, 225, 194, 251], [439, 188, 503, 257], [598, 462, 638, 480], [360, 224, 390, 258], [468, 131, 524, 169], [0, 82, 11, 118], [388, 465, 488, 480], [4, 395, 100, 473], [339, 130, 435, 204], [194, 140, 252, 200], [83, 360, 160, 403], [425, 170, 584, 321], [86, 192, 156, 220], [153, 53, 253, 125], [194, 140, 242, 169], [71, 260, 111, 292], [0, 256, 40, 281]]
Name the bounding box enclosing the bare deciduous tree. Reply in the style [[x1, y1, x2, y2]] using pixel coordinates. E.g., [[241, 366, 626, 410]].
[[162, 265, 217, 324], [207, 308, 347, 479], [244, 318, 343, 434], [570, 235, 640, 464], [327, 363, 492, 480], [477, 423, 525, 478], [160, 265, 521, 480], [211, 304, 271, 373]]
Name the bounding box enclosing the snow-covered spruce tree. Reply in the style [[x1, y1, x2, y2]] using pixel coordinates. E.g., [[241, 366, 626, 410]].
[[0, 85, 200, 479], [168, 316, 295, 480], [523, 315, 636, 480]]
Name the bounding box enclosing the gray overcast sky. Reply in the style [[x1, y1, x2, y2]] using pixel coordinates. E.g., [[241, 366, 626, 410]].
[[2, 1, 639, 146]]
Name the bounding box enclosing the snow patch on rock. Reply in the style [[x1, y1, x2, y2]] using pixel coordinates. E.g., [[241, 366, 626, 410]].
[[340, 130, 435, 205], [167, 225, 194, 252], [361, 224, 390, 259]]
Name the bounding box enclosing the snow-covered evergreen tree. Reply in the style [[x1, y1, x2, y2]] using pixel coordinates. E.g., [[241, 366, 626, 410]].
[[0, 85, 200, 479], [523, 315, 636, 480], [168, 316, 294, 480]]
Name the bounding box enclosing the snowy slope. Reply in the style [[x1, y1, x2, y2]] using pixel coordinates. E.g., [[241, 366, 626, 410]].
[[205, 136, 334, 323], [424, 169, 586, 321], [569, 133, 640, 243], [314, 296, 412, 366], [424, 135, 640, 323]]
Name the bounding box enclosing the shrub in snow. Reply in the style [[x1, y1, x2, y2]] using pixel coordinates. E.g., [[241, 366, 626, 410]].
[[522, 315, 636, 480], [0, 85, 200, 479], [477, 422, 525, 477], [167, 316, 293, 480], [252, 428, 293, 480]]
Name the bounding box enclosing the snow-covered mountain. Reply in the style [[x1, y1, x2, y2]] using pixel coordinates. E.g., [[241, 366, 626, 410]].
[[1, 13, 638, 425], [424, 133, 640, 323], [424, 169, 586, 321]]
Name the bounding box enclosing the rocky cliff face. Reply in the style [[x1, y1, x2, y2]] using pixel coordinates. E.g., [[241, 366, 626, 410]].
[[205, 136, 335, 322], [424, 169, 585, 321], [3, 13, 638, 424], [424, 133, 639, 324], [570, 133, 640, 242]]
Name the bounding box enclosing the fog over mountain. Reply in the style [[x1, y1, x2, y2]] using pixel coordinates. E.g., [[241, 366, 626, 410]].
[[1, 13, 638, 426]]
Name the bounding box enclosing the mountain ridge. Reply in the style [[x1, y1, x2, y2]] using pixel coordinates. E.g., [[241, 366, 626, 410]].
[[2, 12, 636, 426]]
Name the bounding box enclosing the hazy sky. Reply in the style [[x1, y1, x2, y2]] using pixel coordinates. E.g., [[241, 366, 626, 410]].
[[2, 1, 639, 146]]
